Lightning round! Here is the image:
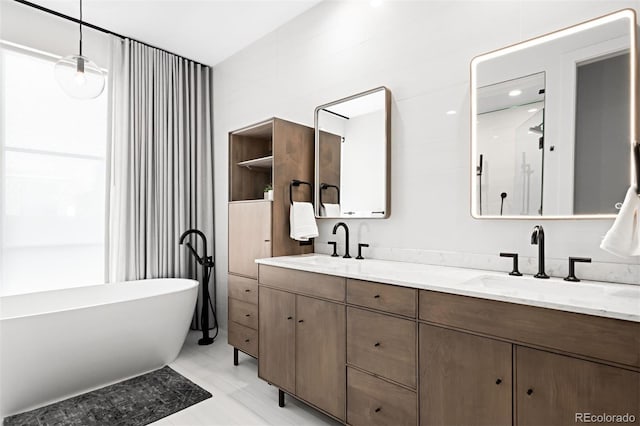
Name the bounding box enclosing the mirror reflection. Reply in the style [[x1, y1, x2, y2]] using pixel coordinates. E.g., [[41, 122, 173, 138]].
[[476, 72, 546, 216], [315, 87, 390, 218], [471, 9, 636, 218]]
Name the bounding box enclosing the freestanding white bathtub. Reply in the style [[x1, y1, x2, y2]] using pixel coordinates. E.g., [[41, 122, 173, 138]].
[[0, 278, 198, 419]]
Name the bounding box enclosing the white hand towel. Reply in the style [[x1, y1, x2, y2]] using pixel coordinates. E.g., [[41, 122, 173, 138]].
[[290, 202, 319, 241], [322, 203, 341, 217], [600, 185, 640, 257]]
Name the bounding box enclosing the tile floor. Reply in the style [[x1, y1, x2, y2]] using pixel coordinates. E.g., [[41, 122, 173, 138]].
[[156, 330, 339, 425]]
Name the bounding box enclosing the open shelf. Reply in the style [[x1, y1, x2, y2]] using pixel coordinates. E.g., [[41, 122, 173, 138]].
[[237, 155, 273, 169]]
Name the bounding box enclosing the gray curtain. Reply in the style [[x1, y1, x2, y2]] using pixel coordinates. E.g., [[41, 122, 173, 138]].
[[107, 37, 215, 328]]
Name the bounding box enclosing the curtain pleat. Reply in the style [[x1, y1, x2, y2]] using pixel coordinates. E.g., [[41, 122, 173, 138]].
[[107, 37, 215, 329]]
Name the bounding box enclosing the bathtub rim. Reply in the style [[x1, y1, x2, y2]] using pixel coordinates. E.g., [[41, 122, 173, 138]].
[[0, 278, 199, 321]]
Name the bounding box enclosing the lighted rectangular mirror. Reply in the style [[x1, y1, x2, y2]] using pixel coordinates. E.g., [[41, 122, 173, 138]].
[[314, 87, 391, 218], [471, 9, 638, 219]]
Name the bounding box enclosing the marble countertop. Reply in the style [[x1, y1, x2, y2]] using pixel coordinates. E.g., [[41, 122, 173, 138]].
[[256, 254, 640, 322]]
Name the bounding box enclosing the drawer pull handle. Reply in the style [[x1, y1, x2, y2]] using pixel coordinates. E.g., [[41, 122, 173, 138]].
[[374, 342, 381, 347], [287, 316, 293, 320], [375, 407, 382, 413], [245, 314, 251, 317], [245, 339, 250, 343], [374, 294, 380, 299], [526, 388, 533, 396], [298, 320, 304, 323], [245, 289, 251, 292], [495, 379, 502, 385]]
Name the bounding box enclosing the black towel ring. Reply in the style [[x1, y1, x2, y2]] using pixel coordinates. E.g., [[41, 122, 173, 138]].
[[289, 179, 313, 205]]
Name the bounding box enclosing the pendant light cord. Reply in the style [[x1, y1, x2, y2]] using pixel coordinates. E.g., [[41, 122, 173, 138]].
[[78, 0, 82, 56]]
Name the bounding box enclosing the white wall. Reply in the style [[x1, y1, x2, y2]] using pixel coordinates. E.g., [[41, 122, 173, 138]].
[[212, 0, 640, 330]]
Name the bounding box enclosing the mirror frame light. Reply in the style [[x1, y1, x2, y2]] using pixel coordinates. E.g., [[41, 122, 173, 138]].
[[470, 8, 638, 220], [314, 86, 392, 219]]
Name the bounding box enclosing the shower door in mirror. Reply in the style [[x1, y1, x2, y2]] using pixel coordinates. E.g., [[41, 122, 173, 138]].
[[471, 9, 637, 219]]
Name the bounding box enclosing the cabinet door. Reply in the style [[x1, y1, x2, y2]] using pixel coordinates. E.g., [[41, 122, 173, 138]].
[[228, 201, 271, 278], [258, 287, 295, 393], [296, 295, 346, 420], [516, 347, 640, 426], [420, 324, 512, 426]]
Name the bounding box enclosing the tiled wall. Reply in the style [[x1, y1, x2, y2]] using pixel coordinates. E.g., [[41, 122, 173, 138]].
[[213, 1, 640, 329]]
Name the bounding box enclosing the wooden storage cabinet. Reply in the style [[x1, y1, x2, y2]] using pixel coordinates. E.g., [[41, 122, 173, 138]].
[[255, 265, 639, 426], [418, 289, 640, 426], [347, 367, 417, 426], [228, 321, 258, 357], [347, 306, 416, 388], [227, 274, 258, 304], [258, 287, 296, 393], [419, 324, 512, 426], [347, 279, 416, 317], [515, 347, 640, 426], [419, 289, 640, 368], [228, 298, 258, 329], [258, 270, 347, 421], [296, 295, 346, 420], [228, 201, 271, 279], [227, 201, 267, 363], [227, 118, 314, 364], [259, 265, 345, 302]]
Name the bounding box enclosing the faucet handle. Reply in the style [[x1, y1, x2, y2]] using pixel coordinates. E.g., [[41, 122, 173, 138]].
[[564, 257, 591, 282], [328, 241, 339, 257], [356, 243, 370, 260], [499, 252, 522, 276]]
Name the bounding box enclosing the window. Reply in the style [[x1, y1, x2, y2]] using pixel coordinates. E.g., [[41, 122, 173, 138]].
[[0, 43, 108, 295]]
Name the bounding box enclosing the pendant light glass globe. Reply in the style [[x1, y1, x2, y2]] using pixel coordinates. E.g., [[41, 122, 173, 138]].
[[54, 54, 105, 99]]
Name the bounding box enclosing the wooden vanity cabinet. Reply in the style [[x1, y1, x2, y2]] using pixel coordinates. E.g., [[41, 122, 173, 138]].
[[258, 287, 295, 393], [345, 280, 418, 426], [258, 267, 346, 421], [296, 295, 346, 420], [256, 265, 639, 426], [419, 324, 512, 426], [515, 347, 640, 426], [418, 290, 640, 426]]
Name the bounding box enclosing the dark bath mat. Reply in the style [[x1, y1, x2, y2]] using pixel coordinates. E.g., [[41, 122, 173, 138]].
[[4, 366, 212, 426]]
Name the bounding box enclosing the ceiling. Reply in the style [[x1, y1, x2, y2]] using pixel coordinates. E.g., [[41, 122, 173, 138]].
[[23, 0, 322, 66]]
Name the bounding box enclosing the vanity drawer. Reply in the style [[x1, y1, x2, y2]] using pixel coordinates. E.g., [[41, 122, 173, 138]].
[[228, 274, 258, 304], [347, 367, 416, 426], [347, 307, 416, 388], [229, 298, 258, 329], [419, 290, 640, 368], [347, 279, 416, 317], [258, 265, 345, 302], [228, 321, 258, 357]]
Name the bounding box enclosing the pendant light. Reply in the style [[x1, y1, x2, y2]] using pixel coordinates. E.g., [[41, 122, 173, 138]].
[[54, 0, 105, 99]]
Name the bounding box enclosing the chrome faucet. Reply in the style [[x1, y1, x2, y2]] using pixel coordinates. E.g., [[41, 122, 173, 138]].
[[530, 225, 549, 279], [332, 222, 351, 258]]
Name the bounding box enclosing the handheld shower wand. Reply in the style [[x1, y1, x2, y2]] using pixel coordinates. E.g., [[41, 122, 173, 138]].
[[477, 154, 484, 215], [180, 229, 216, 345]]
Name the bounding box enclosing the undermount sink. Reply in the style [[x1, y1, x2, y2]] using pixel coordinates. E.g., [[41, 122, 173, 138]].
[[462, 275, 640, 307], [274, 254, 354, 266]]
